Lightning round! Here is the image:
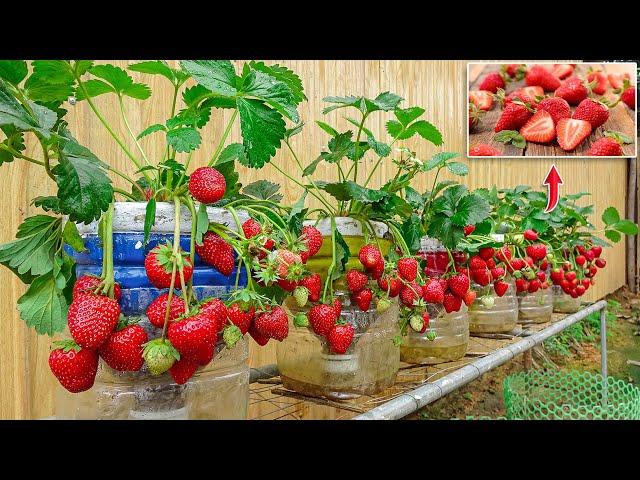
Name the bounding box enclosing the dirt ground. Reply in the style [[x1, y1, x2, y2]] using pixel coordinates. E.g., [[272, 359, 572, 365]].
[[414, 287, 640, 420]]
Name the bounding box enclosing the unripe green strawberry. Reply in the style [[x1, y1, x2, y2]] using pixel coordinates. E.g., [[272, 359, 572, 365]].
[[143, 338, 180, 375], [481, 295, 495, 308], [222, 324, 243, 349], [409, 315, 424, 332], [293, 313, 309, 327], [426, 330, 437, 341], [293, 286, 309, 307], [376, 297, 391, 313]]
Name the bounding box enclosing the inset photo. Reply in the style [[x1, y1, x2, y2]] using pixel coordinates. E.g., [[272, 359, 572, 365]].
[[468, 62, 637, 157]]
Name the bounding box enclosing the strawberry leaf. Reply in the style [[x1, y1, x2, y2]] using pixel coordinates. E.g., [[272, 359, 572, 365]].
[[128, 61, 177, 83], [394, 106, 425, 126], [24, 60, 75, 102], [144, 198, 156, 246], [62, 221, 85, 253], [332, 230, 350, 281], [236, 98, 286, 168], [249, 61, 307, 103], [241, 69, 299, 122], [494, 130, 526, 149], [32, 196, 62, 213], [243, 180, 282, 202], [180, 60, 238, 97], [75, 79, 114, 100], [446, 161, 469, 176], [320, 181, 387, 203], [137, 123, 166, 140], [315, 120, 339, 137], [17, 270, 69, 335], [166, 127, 201, 153], [195, 202, 209, 245], [400, 213, 425, 253], [0, 60, 28, 85], [602, 207, 620, 226], [0, 215, 62, 282], [87, 64, 150, 100]]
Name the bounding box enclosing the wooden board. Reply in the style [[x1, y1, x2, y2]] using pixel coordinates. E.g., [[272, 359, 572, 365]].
[[0, 60, 630, 419], [468, 63, 637, 157]]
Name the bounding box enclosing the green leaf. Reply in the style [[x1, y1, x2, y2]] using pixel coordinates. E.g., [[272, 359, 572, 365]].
[[32, 196, 62, 213], [602, 206, 620, 226], [0, 80, 41, 131], [217, 143, 246, 164], [24, 60, 75, 102], [128, 61, 176, 83], [144, 198, 156, 246], [285, 122, 304, 141], [166, 127, 201, 153], [242, 180, 282, 202], [404, 186, 424, 210], [73, 60, 94, 76], [52, 140, 113, 224], [394, 106, 425, 126], [75, 79, 114, 100], [0, 60, 28, 85], [248, 61, 307, 103], [400, 214, 425, 252], [182, 84, 211, 107], [236, 98, 286, 168], [316, 120, 339, 137], [604, 130, 633, 144], [302, 156, 323, 177], [367, 135, 391, 157], [0, 215, 61, 281], [494, 130, 526, 149], [370, 91, 403, 111], [180, 60, 238, 97], [241, 69, 299, 122], [322, 95, 362, 114], [450, 192, 491, 226], [412, 120, 443, 145], [428, 215, 463, 251], [332, 230, 350, 281], [137, 123, 166, 140], [195, 202, 209, 245], [605, 229, 621, 243], [318, 131, 353, 163], [424, 152, 460, 171], [286, 191, 308, 236], [214, 158, 241, 201], [17, 271, 68, 335], [88, 64, 150, 100], [612, 219, 638, 235], [447, 161, 469, 176], [62, 221, 85, 253], [320, 181, 387, 203]]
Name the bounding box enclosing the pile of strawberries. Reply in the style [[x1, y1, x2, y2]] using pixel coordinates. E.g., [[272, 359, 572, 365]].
[[467, 245, 513, 306], [549, 243, 606, 298], [469, 63, 636, 156]]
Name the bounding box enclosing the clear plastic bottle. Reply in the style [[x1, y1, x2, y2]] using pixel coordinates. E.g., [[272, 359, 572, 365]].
[[552, 285, 582, 314], [518, 287, 554, 324], [468, 278, 519, 333]]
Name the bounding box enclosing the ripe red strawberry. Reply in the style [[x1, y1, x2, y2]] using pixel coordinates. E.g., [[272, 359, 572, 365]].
[[573, 99, 609, 129], [73, 275, 122, 301], [168, 312, 218, 360], [377, 275, 402, 298], [581, 278, 591, 289], [540, 260, 549, 271], [608, 72, 630, 90], [494, 281, 509, 297], [575, 285, 586, 296], [620, 86, 635, 109], [49, 340, 99, 393], [327, 323, 355, 354], [144, 244, 194, 289], [556, 118, 592, 151], [333, 299, 342, 318], [536, 271, 546, 282], [422, 279, 445, 304], [575, 255, 586, 266], [479, 247, 495, 260], [99, 324, 147, 372], [469, 90, 494, 110], [188, 167, 226, 204], [254, 307, 289, 341], [515, 278, 529, 293], [196, 231, 235, 277], [169, 358, 198, 385], [369, 260, 385, 280], [199, 298, 228, 333], [537, 97, 571, 124], [520, 110, 555, 143], [551, 64, 574, 79], [346, 269, 369, 293], [528, 279, 541, 293], [469, 255, 486, 270], [68, 294, 120, 349], [169, 358, 199, 385], [308, 304, 338, 337], [595, 258, 606, 268], [526, 65, 561, 91], [523, 229, 538, 241], [591, 246, 602, 258], [448, 273, 470, 298], [526, 244, 547, 261], [299, 225, 323, 263], [227, 303, 255, 335], [353, 288, 373, 311], [486, 258, 496, 269], [555, 77, 588, 105], [565, 271, 577, 282], [442, 290, 463, 313], [242, 218, 261, 238], [400, 281, 422, 307], [494, 102, 532, 132], [146, 293, 186, 329], [495, 246, 512, 263], [463, 289, 477, 307], [479, 72, 505, 93], [505, 64, 526, 79], [248, 323, 269, 346], [523, 256, 535, 267], [505, 86, 544, 106], [587, 70, 608, 95], [397, 257, 418, 282], [471, 268, 491, 286], [589, 265, 598, 276], [300, 273, 322, 302], [550, 268, 564, 284], [359, 244, 383, 270], [463, 225, 475, 236], [469, 144, 503, 156], [491, 267, 505, 279], [584, 249, 596, 262]]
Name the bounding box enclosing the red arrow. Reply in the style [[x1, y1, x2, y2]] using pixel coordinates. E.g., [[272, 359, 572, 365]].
[[543, 164, 563, 213]]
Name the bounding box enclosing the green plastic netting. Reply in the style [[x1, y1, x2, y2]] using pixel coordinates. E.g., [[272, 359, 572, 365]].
[[503, 370, 640, 420]]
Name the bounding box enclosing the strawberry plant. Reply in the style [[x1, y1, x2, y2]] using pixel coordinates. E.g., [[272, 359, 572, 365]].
[[0, 59, 312, 392]]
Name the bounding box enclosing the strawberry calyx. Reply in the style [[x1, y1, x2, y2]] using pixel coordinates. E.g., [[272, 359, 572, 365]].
[[51, 339, 82, 353]]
